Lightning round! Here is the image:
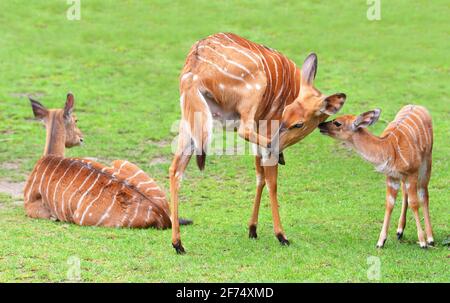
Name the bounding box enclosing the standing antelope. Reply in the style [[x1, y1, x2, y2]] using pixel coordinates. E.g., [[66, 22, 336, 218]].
[[170, 32, 347, 253], [24, 93, 191, 229], [318, 105, 434, 248]]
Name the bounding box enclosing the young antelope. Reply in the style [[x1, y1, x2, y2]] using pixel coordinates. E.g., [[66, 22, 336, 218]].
[[318, 105, 434, 248]]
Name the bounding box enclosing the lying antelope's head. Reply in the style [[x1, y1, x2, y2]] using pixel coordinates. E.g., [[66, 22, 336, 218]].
[[318, 109, 381, 142], [29, 93, 84, 148], [278, 53, 346, 149]]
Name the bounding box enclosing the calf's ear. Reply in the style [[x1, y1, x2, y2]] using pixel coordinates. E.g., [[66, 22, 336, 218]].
[[352, 109, 381, 131]]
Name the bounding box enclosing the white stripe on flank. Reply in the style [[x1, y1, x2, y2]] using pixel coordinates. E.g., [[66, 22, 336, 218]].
[[250, 44, 272, 100], [37, 158, 56, 200], [197, 45, 255, 79], [53, 161, 77, 219], [96, 185, 123, 226], [405, 115, 423, 148], [75, 173, 101, 213], [126, 170, 144, 181], [128, 199, 142, 227], [45, 158, 64, 203], [61, 166, 85, 221], [112, 161, 129, 177], [144, 206, 153, 224], [67, 171, 95, 216], [151, 196, 166, 200], [396, 127, 414, 161], [136, 180, 155, 188], [391, 132, 409, 166], [145, 186, 161, 192], [268, 52, 279, 91], [25, 159, 46, 203], [400, 122, 418, 145], [409, 112, 430, 146], [197, 56, 247, 83], [79, 179, 112, 225], [215, 34, 261, 68]]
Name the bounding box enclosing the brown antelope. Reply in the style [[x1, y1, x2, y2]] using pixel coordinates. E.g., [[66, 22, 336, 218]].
[[318, 105, 434, 248], [24, 93, 191, 229], [169, 32, 347, 253]]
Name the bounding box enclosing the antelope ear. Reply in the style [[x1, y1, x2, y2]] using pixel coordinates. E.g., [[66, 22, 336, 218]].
[[320, 93, 346, 115], [64, 93, 74, 119], [29, 97, 48, 120], [352, 109, 381, 130], [301, 53, 318, 86]]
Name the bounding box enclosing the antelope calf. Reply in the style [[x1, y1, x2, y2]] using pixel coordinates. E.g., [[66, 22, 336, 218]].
[[170, 32, 347, 253], [24, 93, 189, 229], [318, 105, 434, 248]]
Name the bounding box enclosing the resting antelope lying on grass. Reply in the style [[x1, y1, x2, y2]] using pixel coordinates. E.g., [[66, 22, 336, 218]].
[[318, 105, 434, 248], [170, 32, 346, 253], [24, 93, 191, 229]]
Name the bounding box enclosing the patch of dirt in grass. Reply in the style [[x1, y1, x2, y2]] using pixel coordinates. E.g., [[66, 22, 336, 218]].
[[0, 161, 21, 170], [148, 139, 172, 148], [10, 91, 46, 99], [149, 156, 169, 166], [0, 180, 25, 198]]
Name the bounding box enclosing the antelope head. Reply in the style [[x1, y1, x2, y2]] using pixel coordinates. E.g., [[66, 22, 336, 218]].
[[274, 53, 347, 151], [30, 93, 84, 153]]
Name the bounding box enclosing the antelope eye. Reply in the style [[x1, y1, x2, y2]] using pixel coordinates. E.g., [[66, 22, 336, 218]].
[[292, 122, 304, 129], [333, 121, 342, 127]]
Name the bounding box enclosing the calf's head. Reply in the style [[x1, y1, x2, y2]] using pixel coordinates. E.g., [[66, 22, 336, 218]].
[[318, 109, 381, 142]]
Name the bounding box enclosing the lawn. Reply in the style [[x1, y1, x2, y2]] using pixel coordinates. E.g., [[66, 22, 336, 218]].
[[0, 0, 448, 282]]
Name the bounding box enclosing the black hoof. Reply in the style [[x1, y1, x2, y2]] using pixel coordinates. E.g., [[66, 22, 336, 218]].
[[278, 152, 285, 165], [172, 241, 186, 254], [376, 239, 386, 249], [276, 233, 290, 246], [249, 225, 258, 239], [427, 241, 435, 247], [397, 232, 403, 240]]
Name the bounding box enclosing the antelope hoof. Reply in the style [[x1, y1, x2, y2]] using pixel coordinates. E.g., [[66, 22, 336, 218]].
[[427, 240, 435, 247], [376, 239, 386, 249], [249, 225, 258, 239], [396, 231, 403, 240], [278, 152, 285, 165], [172, 241, 186, 254], [276, 233, 290, 246], [419, 242, 428, 249]]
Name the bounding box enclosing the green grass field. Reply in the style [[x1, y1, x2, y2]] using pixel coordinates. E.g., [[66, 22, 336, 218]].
[[0, 0, 448, 282]]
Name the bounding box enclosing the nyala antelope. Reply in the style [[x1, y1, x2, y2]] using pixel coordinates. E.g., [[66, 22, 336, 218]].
[[318, 105, 434, 248], [24, 93, 191, 229], [170, 32, 347, 253]]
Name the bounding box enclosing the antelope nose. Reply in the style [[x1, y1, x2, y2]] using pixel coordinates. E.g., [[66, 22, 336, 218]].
[[80, 138, 84, 143]]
